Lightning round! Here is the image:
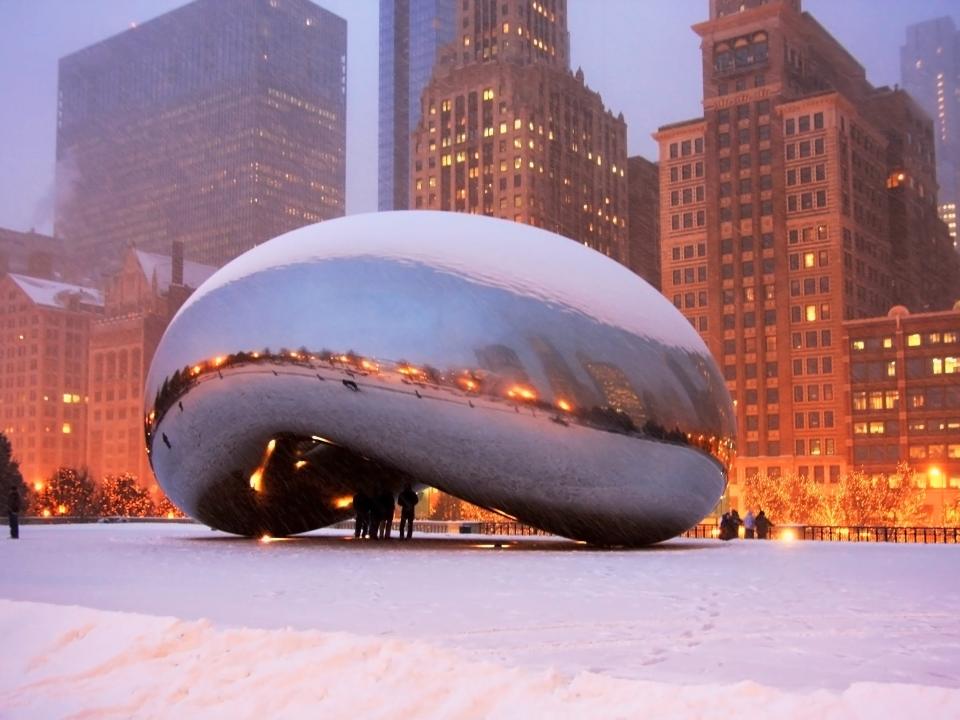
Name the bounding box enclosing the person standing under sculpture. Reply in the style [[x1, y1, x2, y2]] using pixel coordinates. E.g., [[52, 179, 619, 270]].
[[8, 484, 21, 540], [397, 483, 419, 540], [378, 490, 396, 539], [743, 509, 756, 539], [353, 490, 370, 539]]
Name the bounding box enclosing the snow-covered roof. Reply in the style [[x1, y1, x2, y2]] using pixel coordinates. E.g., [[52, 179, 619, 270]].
[[134, 250, 216, 293], [7, 274, 103, 309]]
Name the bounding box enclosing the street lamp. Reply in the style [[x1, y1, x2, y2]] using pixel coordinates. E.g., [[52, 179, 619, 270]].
[[929, 466, 944, 524]]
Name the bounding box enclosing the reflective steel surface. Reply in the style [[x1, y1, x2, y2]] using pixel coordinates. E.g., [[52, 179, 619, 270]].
[[145, 212, 736, 545]]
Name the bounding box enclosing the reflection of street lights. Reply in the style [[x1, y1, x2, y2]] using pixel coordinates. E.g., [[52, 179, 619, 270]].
[[929, 467, 944, 524]]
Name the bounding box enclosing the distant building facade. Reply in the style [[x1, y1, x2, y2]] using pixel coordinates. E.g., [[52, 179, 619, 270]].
[[656, 0, 960, 488], [410, 0, 629, 262], [901, 17, 960, 250], [0, 228, 62, 280], [0, 274, 102, 485], [845, 306, 960, 523], [626, 156, 660, 288], [56, 0, 346, 271], [87, 246, 214, 485], [379, 0, 457, 211]]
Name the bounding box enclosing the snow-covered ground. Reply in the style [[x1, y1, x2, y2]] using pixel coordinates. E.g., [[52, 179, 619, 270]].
[[2, 524, 959, 718]]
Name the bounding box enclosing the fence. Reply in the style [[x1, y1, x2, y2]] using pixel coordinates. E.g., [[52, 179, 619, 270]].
[[681, 522, 960, 544]]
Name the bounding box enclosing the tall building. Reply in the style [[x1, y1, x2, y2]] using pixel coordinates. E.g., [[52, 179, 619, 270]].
[[87, 246, 215, 485], [844, 305, 960, 523], [379, 0, 457, 211], [626, 156, 661, 288], [409, 0, 628, 261], [656, 0, 960, 487], [901, 17, 960, 249], [56, 0, 347, 271], [0, 274, 102, 486]]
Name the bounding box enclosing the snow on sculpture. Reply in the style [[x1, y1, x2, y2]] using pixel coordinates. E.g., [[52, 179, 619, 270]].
[[144, 212, 736, 545]]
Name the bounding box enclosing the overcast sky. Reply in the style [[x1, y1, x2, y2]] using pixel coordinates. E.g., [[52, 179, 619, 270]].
[[1, 0, 958, 234]]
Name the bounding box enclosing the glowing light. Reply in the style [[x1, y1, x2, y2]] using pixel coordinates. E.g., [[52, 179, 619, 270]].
[[267, 439, 276, 453], [191, 365, 203, 376], [42, 509, 51, 518], [57, 504, 67, 515], [250, 469, 263, 492], [212, 356, 225, 367], [260, 534, 272, 543], [165, 511, 175, 520], [252, 352, 260, 359], [333, 496, 353, 509], [294, 460, 308, 470], [780, 528, 797, 543], [360, 359, 379, 372], [311, 435, 336, 445], [556, 399, 572, 412], [507, 385, 537, 401], [33, 481, 43, 492]]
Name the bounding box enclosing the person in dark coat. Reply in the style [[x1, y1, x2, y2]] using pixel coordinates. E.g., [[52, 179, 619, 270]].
[[378, 490, 396, 539], [397, 483, 419, 540], [8, 485, 21, 540], [718, 512, 731, 541], [755, 510, 773, 539], [728, 509, 743, 540], [353, 490, 370, 539]]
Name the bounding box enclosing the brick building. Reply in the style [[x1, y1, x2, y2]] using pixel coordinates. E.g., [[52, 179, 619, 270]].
[[87, 246, 214, 484], [626, 156, 661, 288], [410, 0, 630, 262], [656, 0, 960, 492], [0, 274, 102, 486], [845, 305, 960, 523]]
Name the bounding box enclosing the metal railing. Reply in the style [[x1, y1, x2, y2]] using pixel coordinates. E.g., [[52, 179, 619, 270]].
[[681, 522, 960, 544]]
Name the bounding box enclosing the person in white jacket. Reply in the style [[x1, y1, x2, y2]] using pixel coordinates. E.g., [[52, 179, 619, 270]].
[[743, 509, 756, 539]]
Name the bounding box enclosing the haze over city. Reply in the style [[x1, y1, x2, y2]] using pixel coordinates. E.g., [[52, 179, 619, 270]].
[[1, 0, 958, 231]]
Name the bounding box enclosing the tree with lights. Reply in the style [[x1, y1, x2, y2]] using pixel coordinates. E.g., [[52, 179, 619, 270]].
[[31, 468, 98, 518], [97, 474, 155, 517]]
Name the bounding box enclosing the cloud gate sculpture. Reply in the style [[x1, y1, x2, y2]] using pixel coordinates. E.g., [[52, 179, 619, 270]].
[[145, 212, 735, 545]]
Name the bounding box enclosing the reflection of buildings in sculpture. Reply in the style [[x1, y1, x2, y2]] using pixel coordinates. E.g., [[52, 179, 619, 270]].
[[843, 305, 960, 523], [56, 0, 347, 271], [0, 273, 103, 486], [88, 245, 215, 485], [379, 0, 457, 211], [581, 360, 647, 426], [528, 335, 592, 409], [474, 343, 529, 392], [0, 227, 63, 281], [409, 0, 628, 262], [657, 0, 960, 490]]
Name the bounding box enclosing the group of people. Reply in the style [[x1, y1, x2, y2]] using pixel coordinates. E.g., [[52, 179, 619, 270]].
[[719, 508, 773, 540], [352, 483, 419, 540]]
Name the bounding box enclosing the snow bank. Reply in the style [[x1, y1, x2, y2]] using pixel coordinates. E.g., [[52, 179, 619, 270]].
[[3, 599, 957, 720]]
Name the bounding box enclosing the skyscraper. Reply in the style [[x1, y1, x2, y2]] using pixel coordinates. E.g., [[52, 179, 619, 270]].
[[657, 0, 960, 488], [901, 17, 960, 249], [56, 0, 347, 271], [379, 0, 457, 211], [409, 0, 628, 261]]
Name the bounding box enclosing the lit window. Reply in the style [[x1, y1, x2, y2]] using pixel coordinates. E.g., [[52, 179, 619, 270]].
[[907, 333, 921, 347], [868, 422, 884, 435], [62, 423, 72, 435], [886, 361, 896, 377], [882, 337, 893, 349], [514, 118, 522, 130], [803, 252, 815, 268], [852, 339, 865, 351], [805, 305, 817, 322], [482, 88, 494, 101]]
